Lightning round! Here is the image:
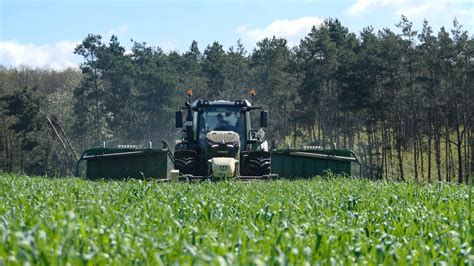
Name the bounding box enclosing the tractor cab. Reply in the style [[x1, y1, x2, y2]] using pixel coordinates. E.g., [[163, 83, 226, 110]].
[[194, 101, 248, 147]]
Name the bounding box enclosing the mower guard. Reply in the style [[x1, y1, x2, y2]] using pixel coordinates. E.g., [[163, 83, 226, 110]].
[[270, 148, 361, 178], [77, 147, 169, 180]]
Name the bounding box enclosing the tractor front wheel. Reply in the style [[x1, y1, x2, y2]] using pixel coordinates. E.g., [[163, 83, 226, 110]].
[[241, 151, 271, 176]]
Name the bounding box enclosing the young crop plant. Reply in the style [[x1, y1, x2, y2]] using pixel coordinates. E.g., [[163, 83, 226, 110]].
[[0, 174, 472, 265]]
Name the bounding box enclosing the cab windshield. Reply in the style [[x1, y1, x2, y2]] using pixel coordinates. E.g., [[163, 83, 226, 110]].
[[197, 106, 245, 142]]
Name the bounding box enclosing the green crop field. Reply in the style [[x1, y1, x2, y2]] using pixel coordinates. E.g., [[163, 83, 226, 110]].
[[0, 174, 472, 265]]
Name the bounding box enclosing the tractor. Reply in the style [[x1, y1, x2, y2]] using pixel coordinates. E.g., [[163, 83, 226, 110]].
[[173, 90, 273, 180], [77, 90, 361, 180]]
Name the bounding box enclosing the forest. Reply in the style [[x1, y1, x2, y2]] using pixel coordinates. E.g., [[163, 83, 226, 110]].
[[0, 17, 473, 182]]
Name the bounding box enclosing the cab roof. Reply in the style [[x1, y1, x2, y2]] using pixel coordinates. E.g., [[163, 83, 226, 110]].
[[192, 99, 252, 108]]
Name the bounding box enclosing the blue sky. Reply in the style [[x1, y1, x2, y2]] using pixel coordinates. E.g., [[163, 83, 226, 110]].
[[1, 0, 473, 69]]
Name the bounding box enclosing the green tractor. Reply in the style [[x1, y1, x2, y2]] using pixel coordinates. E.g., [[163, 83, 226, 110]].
[[173, 95, 273, 181], [77, 91, 360, 180]]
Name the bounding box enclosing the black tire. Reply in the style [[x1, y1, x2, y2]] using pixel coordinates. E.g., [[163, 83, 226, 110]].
[[174, 156, 197, 175], [245, 156, 270, 176]]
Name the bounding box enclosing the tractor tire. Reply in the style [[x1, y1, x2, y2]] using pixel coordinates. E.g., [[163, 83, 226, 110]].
[[244, 156, 271, 176], [174, 156, 197, 175]]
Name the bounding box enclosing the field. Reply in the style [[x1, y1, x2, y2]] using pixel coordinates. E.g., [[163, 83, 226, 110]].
[[0, 174, 472, 265]]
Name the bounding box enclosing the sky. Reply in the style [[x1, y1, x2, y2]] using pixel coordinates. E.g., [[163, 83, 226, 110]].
[[1, 0, 473, 70]]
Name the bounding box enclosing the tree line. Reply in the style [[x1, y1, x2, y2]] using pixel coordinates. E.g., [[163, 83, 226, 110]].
[[1, 17, 473, 182]]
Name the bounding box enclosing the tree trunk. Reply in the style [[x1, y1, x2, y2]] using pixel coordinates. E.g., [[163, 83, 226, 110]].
[[292, 124, 297, 148], [7, 135, 15, 172], [357, 130, 366, 177], [448, 139, 455, 182], [419, 135, 424, 180], [312, 125, 317, 144], [435, 130, 442, 182], [2, 116, 11, 172], [396, 139, 404, 181], [20, 141, 24, 172], [318, 115, 321, 145], [389, 126, 395, 179], [283, 101, 288, 137], [322, 125, 326, 148], [446, 126, 450, 182], [470, 128, 473, 182], [376, 129, 383, 179], [464, 127, 469, 182], [382, 124, 388, 179], [456, 126, 463, 183], [343, 131, 347, 149], [368, 128, 374, 179], [414, 137, 418, 181], [428, 130, 432, 182]]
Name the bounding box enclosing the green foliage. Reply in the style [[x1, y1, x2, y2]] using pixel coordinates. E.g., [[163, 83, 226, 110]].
[[203, 42, 227, 98], [1, 86, 43, 136], [0, 67, 82, 175], [0, 175, 472, 264], [0, 17, 473, 182], [252, 37, 298, 138], [0, 87, 50, 174]]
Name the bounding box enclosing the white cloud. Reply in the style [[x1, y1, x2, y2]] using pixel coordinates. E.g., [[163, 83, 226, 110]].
[[0, 40, 80, 70], [346, 0, 473, 32], [347, 0, 414, 15], [158, 41, 177, 52], [236, 24, 251, 33], [395, 1, 446, 19], [347, 0, 377, 15], [236, 16, 323, 46], [350, 0, 438, 15], [106, 24, 129, 39], [0, 25, 134, 70], [347, 0, 472, 20], [394, 1, 473, 28]]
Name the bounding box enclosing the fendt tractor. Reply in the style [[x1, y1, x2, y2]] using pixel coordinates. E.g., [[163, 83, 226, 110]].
[[173, 90, 272, 181], [77, 90, 360, 181]]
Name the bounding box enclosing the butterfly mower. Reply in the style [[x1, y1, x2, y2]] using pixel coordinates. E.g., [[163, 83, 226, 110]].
[[76, 90, 360, 181]]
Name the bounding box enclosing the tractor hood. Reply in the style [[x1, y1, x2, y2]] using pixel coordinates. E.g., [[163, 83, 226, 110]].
[[206, 131, 240, 159], [206, 131, 240, 144]]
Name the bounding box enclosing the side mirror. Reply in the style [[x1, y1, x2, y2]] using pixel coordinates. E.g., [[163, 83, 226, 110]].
[[175, 111, 183, 128], [260, 110, 268, 128]]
